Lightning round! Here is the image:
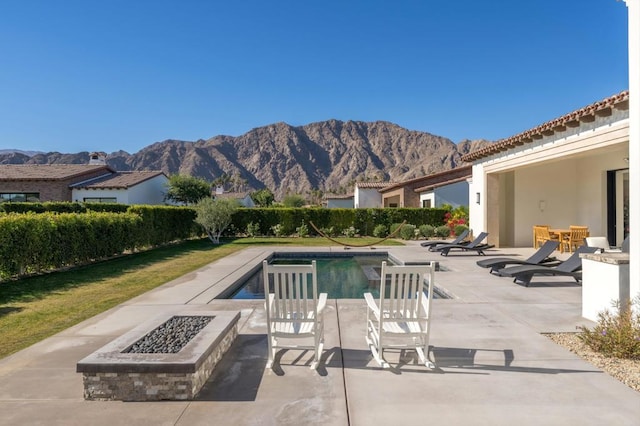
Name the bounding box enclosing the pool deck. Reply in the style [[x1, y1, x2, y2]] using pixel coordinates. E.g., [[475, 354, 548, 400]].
[[0, 242, 639, 425]]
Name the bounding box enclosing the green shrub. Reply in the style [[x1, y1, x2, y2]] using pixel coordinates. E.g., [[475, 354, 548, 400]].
[[578, 297, 640, 360], [342, 226, 358, 238], [271, 224, 286, 237], [419, 224, 435, 238], [454, 224, 469, 236], [296, 222, 309, 237], [246, 221, 260, 237], [319, 226, 336, 237], [399, 224, 416, 240], [373, 224, 388, 238], [389, 223, 403, 236], [435, 225, 451, 238]]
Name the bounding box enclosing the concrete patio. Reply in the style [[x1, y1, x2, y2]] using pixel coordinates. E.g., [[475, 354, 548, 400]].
[[0, 242, 638, 425]]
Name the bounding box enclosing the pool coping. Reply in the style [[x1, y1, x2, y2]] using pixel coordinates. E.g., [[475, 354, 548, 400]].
[[195, 246, 449, 301]]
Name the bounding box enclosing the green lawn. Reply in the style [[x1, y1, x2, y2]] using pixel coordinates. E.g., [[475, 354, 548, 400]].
[[0, 236, 402, 359]]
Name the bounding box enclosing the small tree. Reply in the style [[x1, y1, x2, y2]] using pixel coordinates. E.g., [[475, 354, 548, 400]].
[[283, 194, 306, 207], [194, 198, 239, 244], [165, 175, 211, 205], [251, 188, 275, 207]]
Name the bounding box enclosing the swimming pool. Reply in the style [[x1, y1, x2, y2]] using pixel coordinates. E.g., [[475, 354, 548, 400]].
[[229, 254, 445, 299]]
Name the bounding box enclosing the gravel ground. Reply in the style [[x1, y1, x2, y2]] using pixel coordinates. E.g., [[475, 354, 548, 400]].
[[546, 333, 640, 392]]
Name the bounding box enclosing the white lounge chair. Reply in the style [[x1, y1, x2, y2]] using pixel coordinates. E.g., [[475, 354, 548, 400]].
[[364, 261, 436, 369], [263, 260, 327, 369]]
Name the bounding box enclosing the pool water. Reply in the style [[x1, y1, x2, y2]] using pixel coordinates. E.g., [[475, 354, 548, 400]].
[[230, 255, 443, 299]]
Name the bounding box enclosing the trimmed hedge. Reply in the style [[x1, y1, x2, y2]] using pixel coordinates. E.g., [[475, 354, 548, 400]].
[[0, 204, 448, 280], [230, 207, 447, 236], [0, 212, 143, 279], [0, 202, 129, 214], [127, 205, 201, 246]]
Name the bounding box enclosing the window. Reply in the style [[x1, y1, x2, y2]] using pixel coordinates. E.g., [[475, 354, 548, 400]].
[[83, 197, 118, 203], [0, 193, 40, 203], [422, 199, 432, 208]]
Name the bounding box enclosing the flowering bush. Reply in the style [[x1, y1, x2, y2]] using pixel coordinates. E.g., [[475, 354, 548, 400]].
[[578, 297, 640, 360], [443, 206, 469, 236]]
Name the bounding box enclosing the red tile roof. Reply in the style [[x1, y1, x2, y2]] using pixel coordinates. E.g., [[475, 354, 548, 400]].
[[72, 171, 166, 189], [355, 182, 392, 189], [0, 164, 113, 180], [462, 90, 630, 162]]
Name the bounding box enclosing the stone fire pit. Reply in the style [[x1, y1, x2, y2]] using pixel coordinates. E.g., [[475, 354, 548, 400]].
[[77, 308, 240, 401]]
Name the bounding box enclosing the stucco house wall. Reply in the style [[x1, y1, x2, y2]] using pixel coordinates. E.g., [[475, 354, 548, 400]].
[[466, 92, 629, 248]]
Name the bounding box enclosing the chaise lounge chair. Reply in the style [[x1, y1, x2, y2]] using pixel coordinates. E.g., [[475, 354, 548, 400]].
[[497, 245, 599, 286], [476, 240, 559, 274], [420, 229, 469, 251], [436, 232, 495, 256]]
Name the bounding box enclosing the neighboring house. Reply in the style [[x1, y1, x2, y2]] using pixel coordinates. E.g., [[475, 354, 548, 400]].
[[415, 168, 471, 208], [379, 166, 472, 208], [325, 194, 354, 208], [71, 171, 168, 205], [0, 164, 114, 203], [0, 164, 168, 205], [463, 90, 629, 248], [213, 191, 255, 208], [354, 182, 388, 208]]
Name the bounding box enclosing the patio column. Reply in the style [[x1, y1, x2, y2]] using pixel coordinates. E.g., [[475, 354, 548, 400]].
[[623, 0, 640, 302]]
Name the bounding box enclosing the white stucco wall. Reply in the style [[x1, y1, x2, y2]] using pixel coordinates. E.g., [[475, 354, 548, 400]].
[[470, 110, 629, 247], [419, 192, 435, 208], [72, 175, 168, 205]]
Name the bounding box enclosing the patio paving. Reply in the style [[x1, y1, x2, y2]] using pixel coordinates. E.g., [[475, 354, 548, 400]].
[[0, 242, 638, 425]]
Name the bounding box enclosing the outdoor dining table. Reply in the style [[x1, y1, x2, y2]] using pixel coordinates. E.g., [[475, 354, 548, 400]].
[[549, 228, 590, 253]]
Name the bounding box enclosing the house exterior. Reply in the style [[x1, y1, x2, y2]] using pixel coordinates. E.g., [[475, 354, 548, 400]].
[[379, 166, 472, 208], [0, 164, 168, 205], [354, 182, 387, 208], [0, 164, 114, 203], [462, 90, 629, 249], [71, 171, 168, 204], [414, 167, 471, 208], [325, 194, 354, 208]]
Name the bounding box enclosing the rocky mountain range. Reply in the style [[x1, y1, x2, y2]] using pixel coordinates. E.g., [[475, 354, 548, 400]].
[[1, 120, 492, 200]]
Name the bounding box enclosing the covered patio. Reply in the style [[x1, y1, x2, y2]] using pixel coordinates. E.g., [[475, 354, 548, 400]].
[[465, 91, 629, 249]]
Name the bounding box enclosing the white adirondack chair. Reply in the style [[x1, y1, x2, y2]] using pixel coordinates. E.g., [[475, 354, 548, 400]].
[[263, 260, 328, 369], [364, 261, 436, 369]]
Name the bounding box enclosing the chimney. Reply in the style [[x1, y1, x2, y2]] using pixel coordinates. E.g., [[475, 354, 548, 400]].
[[89, 152, 107, 165]]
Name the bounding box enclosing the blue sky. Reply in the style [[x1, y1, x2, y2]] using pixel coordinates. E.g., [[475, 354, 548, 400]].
[[0, 0, 630, 154]]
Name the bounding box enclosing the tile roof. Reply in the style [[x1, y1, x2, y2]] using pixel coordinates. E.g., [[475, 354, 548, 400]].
[[462, 90, 630, 162], [379, 165, 472, 192], [355, 182, 391, 189], [324, 194, 354, 200], [72, 171, 166, 189], [0, 164, 113, 180]]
